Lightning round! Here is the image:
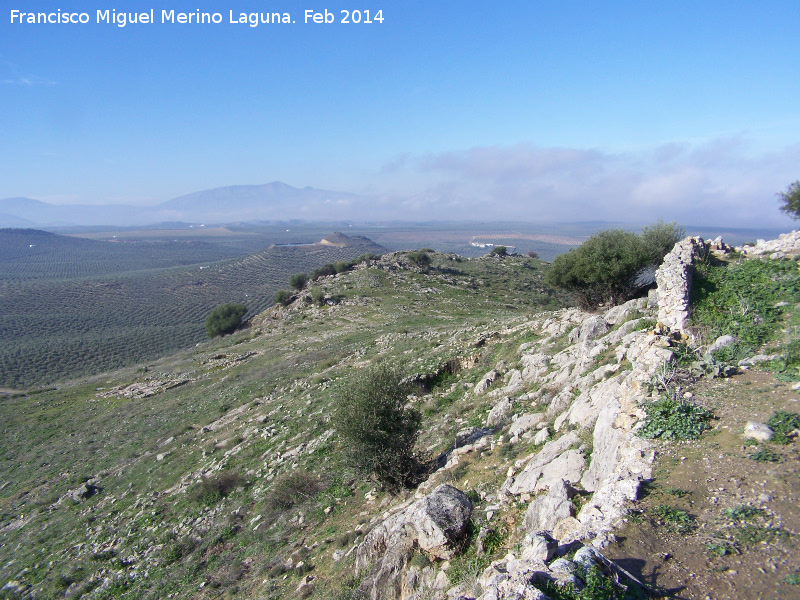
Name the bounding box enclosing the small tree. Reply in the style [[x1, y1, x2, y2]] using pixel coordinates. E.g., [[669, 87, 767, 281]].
[[332, 364, 421, 490], [778, 180, 800, 219], [527, 251, 539, 259], [640, 219, 684, 263], [312, 263, 337, 280], [490, 246, 508, 257], [273, 290, 292, 306], [407, 251, 431, 269], [545, 230, 648, 309], [205, 303, 248, 337], [289, 272, 308, 290], [310, 286, 325, 306]]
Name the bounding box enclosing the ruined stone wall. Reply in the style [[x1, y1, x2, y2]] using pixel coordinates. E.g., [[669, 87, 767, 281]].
[[654, 236, 710, 333]]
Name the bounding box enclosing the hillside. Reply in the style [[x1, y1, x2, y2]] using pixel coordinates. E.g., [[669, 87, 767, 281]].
[[0, 235, 799, 600], [0, 232, 386, 388]]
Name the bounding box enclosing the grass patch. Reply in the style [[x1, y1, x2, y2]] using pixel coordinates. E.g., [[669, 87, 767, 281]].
[[690, 258, 800, 359]]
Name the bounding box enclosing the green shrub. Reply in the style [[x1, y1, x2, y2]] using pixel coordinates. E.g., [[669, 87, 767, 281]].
[[312, 263, 337, 280], [640, 219, 685, 264], [637, 397, 713, 440], [545, 222, 682, 309], [273, 289, 293, 306], [334, 261, 351, 274], [407, 251, 431, 269], [289, 272, 308, 290], [204, 303, 248, 337], [332, 364, 421, 490], [527, 251, 539, 259], [310, 287, 325, 306], [490, 246, 508, 257], [749, 448, 781, 463], [535, 564, 647, 600], [194, 472, 244, 505], [722, 506, 765, 521]]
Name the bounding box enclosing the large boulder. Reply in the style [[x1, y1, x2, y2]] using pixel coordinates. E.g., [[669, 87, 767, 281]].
[[406, 485, 473, 559]]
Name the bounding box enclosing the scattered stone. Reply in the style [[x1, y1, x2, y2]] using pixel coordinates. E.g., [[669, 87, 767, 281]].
[[743, 421, 773, 442]]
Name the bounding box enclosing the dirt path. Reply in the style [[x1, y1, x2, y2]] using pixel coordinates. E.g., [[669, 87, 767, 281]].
[[605, 369, 800, 599]]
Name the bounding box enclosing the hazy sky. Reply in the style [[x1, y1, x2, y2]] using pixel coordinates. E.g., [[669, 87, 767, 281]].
[[2, 1, 799, 227]]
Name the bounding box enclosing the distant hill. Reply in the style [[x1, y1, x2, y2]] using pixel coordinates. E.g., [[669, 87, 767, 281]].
[[0, 183, 369, 227], [0, 231, 388, 387]]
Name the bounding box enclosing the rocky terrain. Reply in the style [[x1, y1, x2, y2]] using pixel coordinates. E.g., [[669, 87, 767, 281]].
[[1, 233, 799, 600]]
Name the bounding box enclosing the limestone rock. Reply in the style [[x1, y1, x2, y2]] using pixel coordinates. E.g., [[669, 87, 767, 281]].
[[508, 413, 546, 438], [505, 433, 580, 495], [405, 485, 473, 560], [520, 532, 557, 562], [486, 396, 514, 427], [475, 370, 500, 395], [708, 334, 737, 354], [523, 479, 575, 532], [743, 421, 773, 442]]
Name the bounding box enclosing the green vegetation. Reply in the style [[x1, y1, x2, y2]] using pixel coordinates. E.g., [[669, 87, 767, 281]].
[[722, 505, 766, 521], [690, 257, 800, 361], [312, 263, 338, 280], [310, 286, 325, 306], [545, 221, 683, 308], [535, 565, 648, 600], [274, 289, 293, 306], [205, 302, 248, 337], [490, 246, 508, 257], [778, 180, 800, 219], [289, 272, 309, 290], [637, 397, 713, 440], [332, 364, 421, 490], [652, 505, 697, 534], [748, 447, 782, 463], [766, 410, 800, 444], [407, 250, 431, 269]]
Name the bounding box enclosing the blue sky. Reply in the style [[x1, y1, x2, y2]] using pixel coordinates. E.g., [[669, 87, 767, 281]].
[[1, 0, 799, 226]]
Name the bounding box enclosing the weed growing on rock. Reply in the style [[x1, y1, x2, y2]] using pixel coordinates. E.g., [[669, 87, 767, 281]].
[[535, 565, 649, 600]]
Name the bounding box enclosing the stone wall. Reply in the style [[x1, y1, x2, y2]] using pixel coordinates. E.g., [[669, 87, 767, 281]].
[[656, 230, 800, 334], [654, 236, 710, 333]]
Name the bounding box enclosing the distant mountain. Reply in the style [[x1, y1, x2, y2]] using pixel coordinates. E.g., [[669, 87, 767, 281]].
[[0, 183, 370, 228], [0, 197, 145, 227], [157, 182, 366, 223]]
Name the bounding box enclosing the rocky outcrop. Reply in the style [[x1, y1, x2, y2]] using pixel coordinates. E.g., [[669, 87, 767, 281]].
[[353, 238, 731, 599], [738, 230, 800, 257], [356, 485, 472, 599]]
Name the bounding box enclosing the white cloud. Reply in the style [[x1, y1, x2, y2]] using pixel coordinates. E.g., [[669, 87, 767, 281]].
[[376, 139, 800, 227]]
